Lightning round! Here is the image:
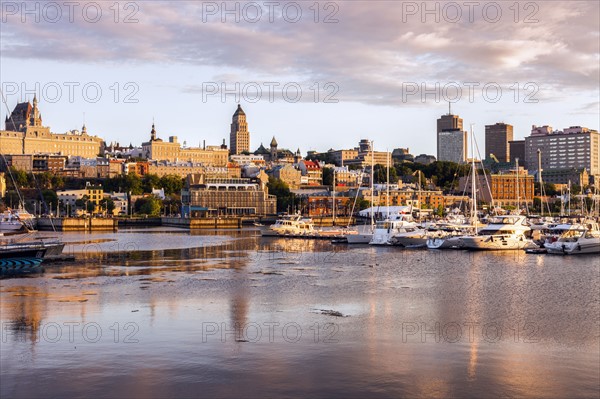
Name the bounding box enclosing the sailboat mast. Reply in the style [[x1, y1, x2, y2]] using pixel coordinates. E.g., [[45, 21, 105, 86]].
[[470, 125, 477, 233], [386, 148, 390, 220], [516, 157, 520, 213], [371, 141, 374, 227]]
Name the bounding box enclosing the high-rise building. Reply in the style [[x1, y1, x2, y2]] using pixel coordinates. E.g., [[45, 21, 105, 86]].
[[525, 125, 599, 184], [485, 123, 513, 162], [437, 110, 464, 163], [438, 129, 468, 163], [230, 104, 250, 155], [509, 140, 526, 167]]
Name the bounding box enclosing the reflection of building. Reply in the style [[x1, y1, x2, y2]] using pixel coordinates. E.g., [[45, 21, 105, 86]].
[[141, 123, 228, 165], [230, 104, 250, 155], [525, 125, 599, 184], [459, 169, 534, 206], [485, 123, 513, 162], [181, 174, 276, 217], [1, 97, 103, 157]]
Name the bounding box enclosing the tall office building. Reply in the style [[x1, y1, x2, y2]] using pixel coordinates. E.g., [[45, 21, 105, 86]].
[[230, 104, 250, 155], [525, 125, 599, 184], [438, 130, 468, 163], [437, 109, 466, 163], [485, 123, 513, 162]]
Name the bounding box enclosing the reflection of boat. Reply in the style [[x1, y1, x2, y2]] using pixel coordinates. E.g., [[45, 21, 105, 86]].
[[545, 225, 600, 255], [253, 222, 264, 227], [0, 243, 47, 275], [460, 215, 537, 250]]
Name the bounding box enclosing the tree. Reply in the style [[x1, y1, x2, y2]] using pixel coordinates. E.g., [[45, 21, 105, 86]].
[[125, 173, 143, 195], [322, 167, 334, 187], [373, 164, 398, 184], [41, 190, 59, 213], [160, 175, 185, 195], [75, 195, 95, 213], [267, 177, 297, 212], [135, 196, 162, 216], [100, 198, 116, 214], [142, 174, 161, 193]]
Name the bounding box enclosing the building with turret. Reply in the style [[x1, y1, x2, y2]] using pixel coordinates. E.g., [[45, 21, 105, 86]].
[[230, 104, 250, 155], [1, 97, 103, 158], [141, 123, 228, 166]]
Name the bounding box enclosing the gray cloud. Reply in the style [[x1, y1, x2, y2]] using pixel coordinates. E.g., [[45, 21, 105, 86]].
[[1, 1, 598, 105]]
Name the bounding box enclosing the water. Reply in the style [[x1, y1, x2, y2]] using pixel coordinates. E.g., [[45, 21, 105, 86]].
[[1, 228, 599, 398]]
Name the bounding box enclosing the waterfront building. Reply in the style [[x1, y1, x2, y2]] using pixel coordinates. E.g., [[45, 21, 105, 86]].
[[437, 129, 468, 163], [230, 104, 250, 155], [459, 169, 534, 207], [525, 125, 599, 184], [1, 154, 68, 173], [141, 123, 228, 166], [57, 182, 104, 210], [485, 123, 513, 162], [541, 168, 589, 187], [1, 98, 103, 158], [181, 174, 276, 217]]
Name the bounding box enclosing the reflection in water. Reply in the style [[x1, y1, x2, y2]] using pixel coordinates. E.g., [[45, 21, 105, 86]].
[[1, 229, 599, 398]]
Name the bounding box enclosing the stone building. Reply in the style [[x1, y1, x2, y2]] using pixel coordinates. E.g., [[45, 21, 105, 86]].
[[141, 123, 228, 166], [1, 97, 103, 158], [230, 104, 250, 155], [459, 169, 534, 207]]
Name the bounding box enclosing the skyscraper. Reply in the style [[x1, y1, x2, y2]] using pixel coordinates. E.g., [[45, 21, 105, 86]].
[[485, 123, 513, 163], [437, 108, 466, 163], [230, 104, 250, 155]]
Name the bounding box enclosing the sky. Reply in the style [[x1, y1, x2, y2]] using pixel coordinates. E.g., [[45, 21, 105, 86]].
[[1, 1, 598, 157]]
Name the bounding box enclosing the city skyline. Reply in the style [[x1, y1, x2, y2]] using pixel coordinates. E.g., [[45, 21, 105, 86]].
[[1, 1, 598, 155]]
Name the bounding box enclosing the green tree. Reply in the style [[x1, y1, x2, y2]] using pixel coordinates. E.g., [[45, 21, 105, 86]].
[[41, 190, 59, 212], [75, 195, 95, 213], [142, 174, 161, 193], [267, 177, 297, 212], [160, 175, 185, 195], [125, 173, 143, 195], [135, 196, 162, 216], [100, 198, 116, 214], [323, 167, 334, 186]]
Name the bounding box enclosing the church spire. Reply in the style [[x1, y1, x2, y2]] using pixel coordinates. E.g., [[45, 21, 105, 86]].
[[150, 122, 156, 141]]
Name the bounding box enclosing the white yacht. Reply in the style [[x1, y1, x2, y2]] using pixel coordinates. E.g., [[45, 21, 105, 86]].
[[544, 225, 600, 255], [459, 215, 537, 250], [345, 224, 374, 244], [0, 211, 24, 232], [265, 213, 316, 236], [369, 214, 416, 245], [389, 226, 428, 248]]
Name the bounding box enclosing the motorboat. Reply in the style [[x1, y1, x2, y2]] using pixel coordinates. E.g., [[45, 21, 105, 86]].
[[459, 215, 537, 250], [369, 214, 416, 245], [544, 225, 600, 255], [0, 211, 24, 232], [389, 226, 428, 248], [263, 213, 316, 236]]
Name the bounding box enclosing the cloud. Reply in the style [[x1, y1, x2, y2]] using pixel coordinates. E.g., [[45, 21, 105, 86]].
[[1, 1, 598, 105]]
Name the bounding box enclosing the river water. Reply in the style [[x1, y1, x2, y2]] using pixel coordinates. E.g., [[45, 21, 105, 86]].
[[1, 227, 598, 398]]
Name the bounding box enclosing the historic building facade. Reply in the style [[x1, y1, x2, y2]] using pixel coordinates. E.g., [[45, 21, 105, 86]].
[[1, 97, 103, 158], [230, 104, 250, 155]]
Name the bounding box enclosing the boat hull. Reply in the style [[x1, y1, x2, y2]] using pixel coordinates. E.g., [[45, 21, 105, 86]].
[[460, 235, 536, 250], [346, 233, 373, 244], [426, 236, 464, 249], [545, 240, 600, 255]]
